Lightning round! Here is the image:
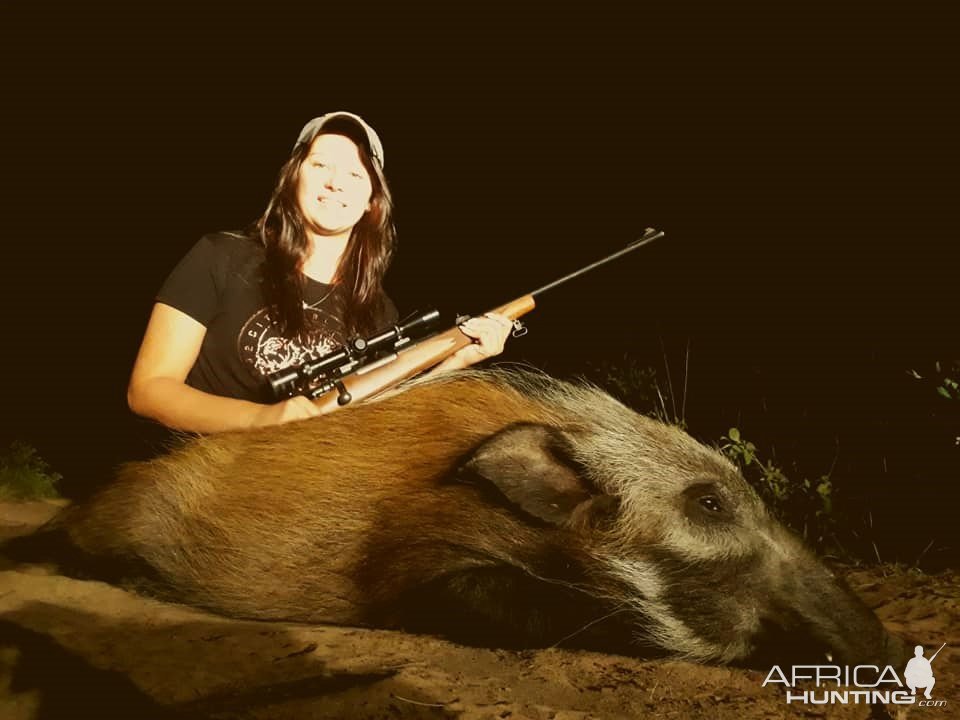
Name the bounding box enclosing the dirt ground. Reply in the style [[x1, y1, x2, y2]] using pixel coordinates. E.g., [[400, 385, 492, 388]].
[[0, 501, 956, 720]]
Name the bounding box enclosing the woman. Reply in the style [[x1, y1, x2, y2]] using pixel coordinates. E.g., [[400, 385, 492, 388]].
[[128, 111, 512, 433]]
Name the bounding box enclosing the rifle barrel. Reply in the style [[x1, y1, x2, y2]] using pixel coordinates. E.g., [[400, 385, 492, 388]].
[[528, 228, 664, 299]]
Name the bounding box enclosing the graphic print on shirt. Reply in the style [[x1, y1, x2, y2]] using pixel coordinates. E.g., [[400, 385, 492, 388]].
[[237, 301, 344, 385]]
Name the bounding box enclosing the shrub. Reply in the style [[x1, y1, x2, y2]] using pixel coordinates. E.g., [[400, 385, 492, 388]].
[[0, 440, 63, 500], [721, 427, 837, 551]]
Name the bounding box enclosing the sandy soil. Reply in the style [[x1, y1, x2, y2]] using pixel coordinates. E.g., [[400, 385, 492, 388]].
[[0, 501, 956, 720]]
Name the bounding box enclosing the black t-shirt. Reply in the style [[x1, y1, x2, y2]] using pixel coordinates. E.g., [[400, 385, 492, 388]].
[[157, 232, 398, 403]]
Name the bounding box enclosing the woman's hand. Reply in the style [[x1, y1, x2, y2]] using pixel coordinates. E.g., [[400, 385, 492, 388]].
[[253, 396, 321, 427], [450, 312, 515, 368]]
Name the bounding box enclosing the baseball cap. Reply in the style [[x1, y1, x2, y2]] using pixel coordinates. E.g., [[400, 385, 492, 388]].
[[294, 111, 385, 168]]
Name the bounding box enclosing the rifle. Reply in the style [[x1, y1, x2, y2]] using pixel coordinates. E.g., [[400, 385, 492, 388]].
[[267, 228, 666, 413]]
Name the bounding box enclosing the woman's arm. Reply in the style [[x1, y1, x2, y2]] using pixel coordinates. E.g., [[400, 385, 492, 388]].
[[127, 303, 319, 433]]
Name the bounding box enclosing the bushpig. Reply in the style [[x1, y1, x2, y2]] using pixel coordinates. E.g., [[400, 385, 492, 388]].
[[17, 370, 907, 666]]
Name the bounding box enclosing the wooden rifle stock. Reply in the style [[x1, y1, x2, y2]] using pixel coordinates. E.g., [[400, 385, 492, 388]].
[[310, 295, 536, 414]]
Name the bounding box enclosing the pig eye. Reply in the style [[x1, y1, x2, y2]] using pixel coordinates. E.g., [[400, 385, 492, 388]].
[[683, 482, 732, 523], [699, 495, 723, 513]]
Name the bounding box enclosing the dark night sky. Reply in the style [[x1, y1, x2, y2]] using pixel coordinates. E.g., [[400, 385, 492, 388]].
[[3, 5, 957, 565]]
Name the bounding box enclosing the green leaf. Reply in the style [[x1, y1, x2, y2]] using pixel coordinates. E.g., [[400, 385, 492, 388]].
[[937, 386, 952, 399], [728, 427, 740, 442]]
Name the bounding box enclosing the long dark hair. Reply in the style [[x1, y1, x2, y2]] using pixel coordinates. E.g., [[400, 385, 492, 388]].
[[254, 118, 396, 339]]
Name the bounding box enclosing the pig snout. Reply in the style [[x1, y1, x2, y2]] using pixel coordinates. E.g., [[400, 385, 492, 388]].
[[762, 538, 910, 669]]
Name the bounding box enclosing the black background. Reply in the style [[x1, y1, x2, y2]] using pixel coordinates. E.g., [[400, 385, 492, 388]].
[[4, 4, 957, 567]]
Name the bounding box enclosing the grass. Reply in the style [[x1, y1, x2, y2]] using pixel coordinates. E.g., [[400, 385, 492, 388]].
[[0, 440, 63, 500]]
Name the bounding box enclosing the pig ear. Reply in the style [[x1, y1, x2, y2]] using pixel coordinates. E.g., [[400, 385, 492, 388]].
[[458, 423, 598, 526]]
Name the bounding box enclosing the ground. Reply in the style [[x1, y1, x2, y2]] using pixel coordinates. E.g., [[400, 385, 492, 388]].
[[0, 501, 956, 720]]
